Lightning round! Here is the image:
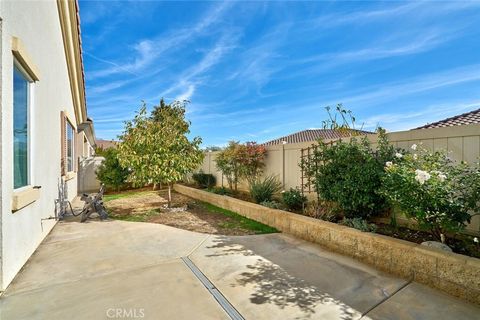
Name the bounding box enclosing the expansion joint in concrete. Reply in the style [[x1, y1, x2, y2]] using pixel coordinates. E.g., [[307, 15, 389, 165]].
[[361, 279, 413, 319], [181, 256, 244, 320], [186, 235, 210, 257]]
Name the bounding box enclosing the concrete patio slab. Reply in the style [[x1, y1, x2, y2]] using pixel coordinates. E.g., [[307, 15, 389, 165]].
[[6, 220, 208, 294], [1, 219, 479, 320], [189, 234, 408, 319], [0, 260, 228, 320], [363, 282, 480, 320]]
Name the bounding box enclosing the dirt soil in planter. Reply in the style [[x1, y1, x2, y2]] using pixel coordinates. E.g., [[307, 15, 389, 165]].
[[375, 223, 480, 259], [186, 184, 253, 201], [103, 189, 277, 236]]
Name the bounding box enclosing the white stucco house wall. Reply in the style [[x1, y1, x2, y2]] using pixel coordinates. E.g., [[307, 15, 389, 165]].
[[0, 0, 95, 291]]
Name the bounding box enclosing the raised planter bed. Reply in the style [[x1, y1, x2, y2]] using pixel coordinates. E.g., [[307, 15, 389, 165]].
[[174, 183, 480, 305]]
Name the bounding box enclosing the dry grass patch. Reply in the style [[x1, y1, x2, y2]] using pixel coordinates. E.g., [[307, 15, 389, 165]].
[[104, 189, 277, 236]]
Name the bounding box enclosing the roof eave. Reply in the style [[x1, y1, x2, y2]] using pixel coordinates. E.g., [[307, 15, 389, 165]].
[[56, 0, 87, 125]]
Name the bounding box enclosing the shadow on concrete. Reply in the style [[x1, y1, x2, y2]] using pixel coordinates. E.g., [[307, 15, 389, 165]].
[[200, 235, 360, 319], [205, 236, 257, 257], [236, 258, 357, 319]]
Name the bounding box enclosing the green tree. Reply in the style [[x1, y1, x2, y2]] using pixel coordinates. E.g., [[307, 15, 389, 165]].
[[96, 147, 129, 191], [150, 98, 185, 123], [118, 100, 203, 206], [215, 141, 242, 190]]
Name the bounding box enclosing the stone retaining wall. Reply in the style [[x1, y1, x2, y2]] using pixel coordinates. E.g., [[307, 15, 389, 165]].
[[174, 184, 480, 305]]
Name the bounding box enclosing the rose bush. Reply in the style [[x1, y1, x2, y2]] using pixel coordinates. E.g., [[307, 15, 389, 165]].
[[382, 144, 480, 241]]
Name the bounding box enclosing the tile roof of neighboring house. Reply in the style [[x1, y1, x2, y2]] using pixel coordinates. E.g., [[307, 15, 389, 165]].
[[415, 108, 480, 129], [96, 139, 117, 150], [262, 129, 373, 146]]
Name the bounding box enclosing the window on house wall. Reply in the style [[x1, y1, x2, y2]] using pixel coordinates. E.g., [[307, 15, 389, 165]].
[[66, 121, 75, 172], [13, 63, 32, 189]]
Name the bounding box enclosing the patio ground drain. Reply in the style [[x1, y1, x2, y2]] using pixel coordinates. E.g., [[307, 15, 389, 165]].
[[181, 256, 244, 320]]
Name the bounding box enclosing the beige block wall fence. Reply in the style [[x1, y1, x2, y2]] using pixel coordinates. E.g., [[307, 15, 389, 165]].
[[174, 184, 480, 305], [78, 156, 103, 193], [198, 124, 480, 234]]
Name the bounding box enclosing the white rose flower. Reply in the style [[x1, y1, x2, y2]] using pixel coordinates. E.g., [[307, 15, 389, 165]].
[[438, 173, 447, 182], [385, 161, 393, 167], [415, 169, 431, 185], [395, 153, 403, 158], [413, 154, 418, 160], [411, 144, 417, 151], [474, 237, 479, 243], [424, 172, 431, 182]]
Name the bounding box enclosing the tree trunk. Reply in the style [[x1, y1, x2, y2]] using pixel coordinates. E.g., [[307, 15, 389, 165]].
[[167, 184, 172, 208]]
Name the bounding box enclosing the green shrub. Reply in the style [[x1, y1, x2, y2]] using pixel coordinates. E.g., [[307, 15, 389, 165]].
[[304, 200, 340, 222], [249, 175, 282, 204], [282, 188, 307, 211], [260, 200, 283, 209], [207, 186, 232, 196], [382, 144, 480, 241], [215, 141, 242, 190], [342, 218, 377, 232], [192, 172, 216, 188], [302, 130, 395, 219], [96, 148, 130, 191]]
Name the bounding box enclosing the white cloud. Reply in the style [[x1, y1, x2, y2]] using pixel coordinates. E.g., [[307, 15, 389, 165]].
[[87, 79, 133, 95], [158, 33, 240, 100], [360, 100, 480, 131], [300, 29, 452, 65], [94, 117, 132, 124], [176, 84, 196, 101], [86, 1, 233, 80], [311, 1, 480, 29], [225, 23, 292, 95], [341, 64, 480, 106]]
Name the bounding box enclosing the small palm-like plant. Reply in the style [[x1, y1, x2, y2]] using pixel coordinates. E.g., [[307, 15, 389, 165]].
[[250, 175, 282, 204]]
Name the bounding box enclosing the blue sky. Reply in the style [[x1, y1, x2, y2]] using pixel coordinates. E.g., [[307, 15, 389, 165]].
[[79, 1, 480, 146]]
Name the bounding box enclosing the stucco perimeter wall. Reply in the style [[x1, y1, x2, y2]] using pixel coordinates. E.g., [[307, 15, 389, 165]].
[[174, 184, 480, 305]]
